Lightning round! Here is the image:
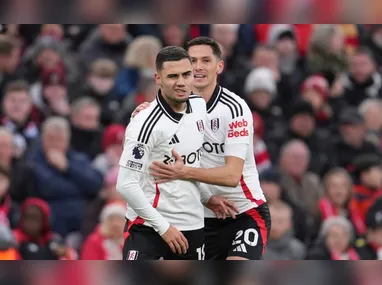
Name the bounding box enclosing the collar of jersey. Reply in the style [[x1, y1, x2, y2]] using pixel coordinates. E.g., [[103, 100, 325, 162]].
[[207, 85, 222, 113], [156, 89, 192, 123]]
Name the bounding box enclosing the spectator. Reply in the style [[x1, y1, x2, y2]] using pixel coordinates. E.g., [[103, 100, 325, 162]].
[[252, 112, 272, 173], [318, 168, 366, 238], [243, 67, 283, 145], [364, 25, 382, 69], [358, 99, 382, 148], [259, 167, 310, 244], [82, 166, 124, 238], [92, 124, 125, 176], [81, 58, 120, 126], [0, 167, 19, 228], [20, 33, 76, 87], [13, 117, 103, 237], [70, 97, 102, 160], [116, 75, 158, 125], [13, 198, 77, 260], [78, 24, 131, 71], [211, 24, 250, 95], [342, 47, 382, 107], [80, 202, 125, 260], [0, 35, 21, 99], [307, 216, 360, 260], [160, 25, 189, 48], [356, 196, 382, 260], [251, 45, 280, 83], [352, 154, 382, 220], [332, 107, 380, 171], [269, 100, 331, 176], [267, 24, 305, 109], [1, 80, 40, 157], [300, 75, 334, 129], [114, 35, 162, 100], [306, 24, 347, 76], [32, 67, 71, 119], [0, 223, 20, 260], [263, 201, 306, 260], [278, 139, 322, 220]]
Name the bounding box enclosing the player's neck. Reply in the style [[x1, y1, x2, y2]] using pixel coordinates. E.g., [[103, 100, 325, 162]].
[[171, 102, 187, 113], [162, 94, 187, 113], [195, 82, 218, 103]]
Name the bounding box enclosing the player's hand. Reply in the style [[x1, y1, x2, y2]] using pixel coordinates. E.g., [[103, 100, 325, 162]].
[[150, 149, 187, 183], [161, 225, 189, 255], [131, 102, 150, 118], [207, 195, 240, 219]]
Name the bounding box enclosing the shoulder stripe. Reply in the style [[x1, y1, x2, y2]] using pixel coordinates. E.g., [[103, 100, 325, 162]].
[[219, 97, 235, 119], [222, 92, 243, 117], [220, 95, 239, 118], [137, 106, 163, 144], [143, 111, 163, 144]]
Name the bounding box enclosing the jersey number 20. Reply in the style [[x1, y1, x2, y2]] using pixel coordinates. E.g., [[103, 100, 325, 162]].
[[233, 229, 259, 247]]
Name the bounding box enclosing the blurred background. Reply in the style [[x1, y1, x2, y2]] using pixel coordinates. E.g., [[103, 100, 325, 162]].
[[0, 23, 381, 261], [0, 261, 381, 285], [1, 0, 382, 23], [0, 7, 380, 283]]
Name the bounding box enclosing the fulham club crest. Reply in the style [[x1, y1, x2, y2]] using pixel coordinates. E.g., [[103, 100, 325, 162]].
[[196, 120, 204, 134], [211, 118, 219, 132]]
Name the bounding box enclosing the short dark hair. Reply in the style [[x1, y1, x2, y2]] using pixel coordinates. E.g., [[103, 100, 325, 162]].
[[4, 80, 29, 96], [353, 46, 376, 62], [155, 46, 191, 71], [0, 35, 17, 55], [186, 36, 222, 59]]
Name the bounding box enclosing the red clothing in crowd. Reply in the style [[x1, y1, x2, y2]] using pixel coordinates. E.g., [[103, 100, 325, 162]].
[[319, 197, 366, 236], [353, 185, 382, 220], [81, 226, 123, 260]]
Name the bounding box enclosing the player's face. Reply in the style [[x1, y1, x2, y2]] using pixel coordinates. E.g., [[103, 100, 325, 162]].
[[188, 45, 223, 90], [155, 59, 193, 104]]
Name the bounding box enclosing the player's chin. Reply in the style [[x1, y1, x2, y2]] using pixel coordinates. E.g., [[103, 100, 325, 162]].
[[174, 95, 189, 103], [193, 80, 208, 89]]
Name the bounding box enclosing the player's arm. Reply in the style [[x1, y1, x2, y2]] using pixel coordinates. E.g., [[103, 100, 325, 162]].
[[185, 154, 245, 187], [117, 121, 189, 254], [116, 128, 170, 235], [150, 110, 250, 188], [187, 107, 251, 186]]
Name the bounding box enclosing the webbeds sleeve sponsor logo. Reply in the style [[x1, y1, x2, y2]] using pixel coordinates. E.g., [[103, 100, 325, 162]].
[[228, 119, 249, 138]]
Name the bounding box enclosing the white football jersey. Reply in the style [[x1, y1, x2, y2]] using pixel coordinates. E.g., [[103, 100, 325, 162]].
[[201, 85, 266, 217], [119, 91, 206, 231]]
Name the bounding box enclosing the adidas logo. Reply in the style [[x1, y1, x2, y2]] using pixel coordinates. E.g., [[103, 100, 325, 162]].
[[169, 134, 180, 145], [232, 243, 247, 253]]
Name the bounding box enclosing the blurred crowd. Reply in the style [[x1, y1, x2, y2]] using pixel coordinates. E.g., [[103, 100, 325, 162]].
[[0, 261, 381, 285], [0, 24, 382, 260]]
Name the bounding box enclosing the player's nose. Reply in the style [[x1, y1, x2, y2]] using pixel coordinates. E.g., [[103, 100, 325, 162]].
[[176, 77, 186, 87]]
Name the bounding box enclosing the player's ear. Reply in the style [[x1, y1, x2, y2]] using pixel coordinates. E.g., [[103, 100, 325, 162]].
[[216, 60, 224, 75], [154, 73, 161, 85]]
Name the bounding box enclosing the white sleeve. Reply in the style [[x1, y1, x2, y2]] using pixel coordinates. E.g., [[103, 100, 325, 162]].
[[198, 183, 213, 206], [224, 143, 249, 160], [116, 167, 170, 235], [119, 116, 155, 173], [224, 102, 252, 146]]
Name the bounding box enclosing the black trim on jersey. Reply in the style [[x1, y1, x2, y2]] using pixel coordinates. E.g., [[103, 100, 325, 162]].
[[220, 93, 243, 118], [169, 134, 180, 145], [156, 89, 192, 123], [207, 85, 222, 114], [137, 106, 163, 144]]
